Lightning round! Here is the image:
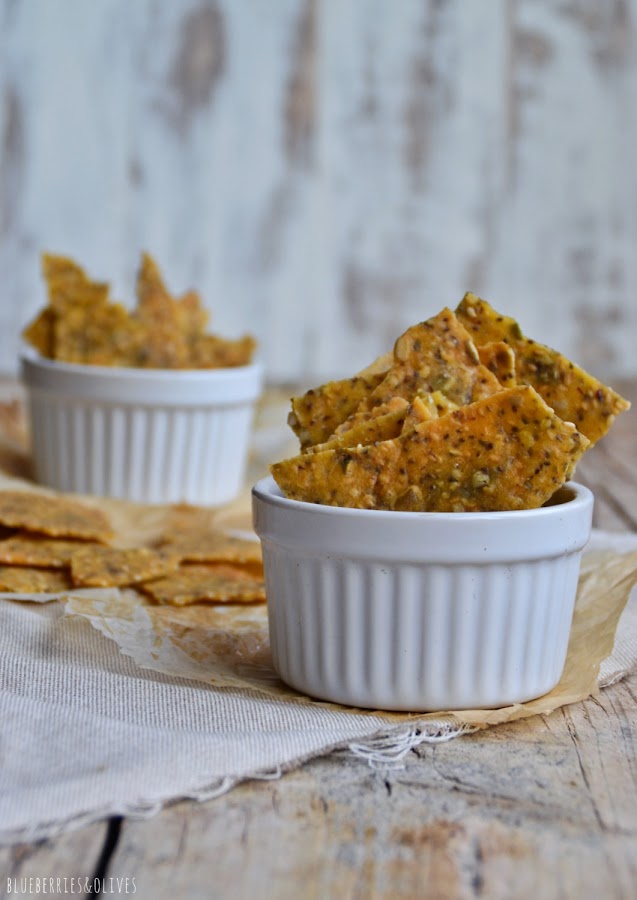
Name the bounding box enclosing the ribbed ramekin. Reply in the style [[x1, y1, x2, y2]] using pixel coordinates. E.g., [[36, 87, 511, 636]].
[[21, 350, 262, 505], [252, 477, 593, 711]]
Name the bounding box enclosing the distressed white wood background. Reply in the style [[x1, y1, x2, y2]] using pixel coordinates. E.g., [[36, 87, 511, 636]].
[[0, 0, 636, 382]]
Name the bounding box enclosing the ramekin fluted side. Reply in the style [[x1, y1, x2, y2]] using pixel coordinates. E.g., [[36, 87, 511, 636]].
[[263, 549, 581, 711], [22, 352, 262, 505], [27, 391, 256, 504], [253, 476, 593, 711]]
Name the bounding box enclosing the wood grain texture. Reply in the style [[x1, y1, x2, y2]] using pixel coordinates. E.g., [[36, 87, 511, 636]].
[[98, 676, 637, 900], [0, 823, 107, 896], [0, 0, 636, 382]]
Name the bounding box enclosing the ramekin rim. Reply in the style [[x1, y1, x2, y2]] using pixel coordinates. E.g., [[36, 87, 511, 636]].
[[252, 475, 593, 522]]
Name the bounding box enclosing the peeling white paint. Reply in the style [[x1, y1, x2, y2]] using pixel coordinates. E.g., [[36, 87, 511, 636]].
[[0, 0, 635, 382]]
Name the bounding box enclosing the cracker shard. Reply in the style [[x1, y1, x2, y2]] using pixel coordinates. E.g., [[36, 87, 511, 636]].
[[271, 386, 590, 512], [331, 308, 502, 437], [456, 293, 630, 445], [288, 372, 386, 449], [0, 533, 93, 568], [0, 491, 113, 541], [0, 566, 73, 594], [70, 546, 180, 587], [139, 565, 266, 606], [157, 532, 263, 573]]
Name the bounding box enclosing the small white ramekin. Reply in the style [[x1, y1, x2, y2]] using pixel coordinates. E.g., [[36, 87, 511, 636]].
[[21, 350, 263, 505], [252, 477, 593, 711]]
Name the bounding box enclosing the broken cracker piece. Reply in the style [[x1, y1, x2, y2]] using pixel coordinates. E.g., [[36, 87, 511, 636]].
[[333, 309, 502, 436], [70, 546, 181, 588], [288, 372, 386, 449], [456, 293, 630, 445], [158, 532, 263, 573], [0, 533, 94, 568], [307, 400, 410, 454], [0, 491, 113, 542], [139, 564, 266, 606], [271, 386, 589, 512], [0, 565, 73, 594]]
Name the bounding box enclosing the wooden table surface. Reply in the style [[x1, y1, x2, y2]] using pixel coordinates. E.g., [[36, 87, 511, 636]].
[[1, 381, 636, 900]]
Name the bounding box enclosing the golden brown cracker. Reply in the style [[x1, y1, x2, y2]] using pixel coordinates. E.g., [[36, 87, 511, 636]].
[[456, 293, 630, 445], [42, 253, 110, 311], [400, 396, 437, 433], [0, 565, 73, 594], [70, 546, 181, 587], [190, 333, 256, 369], [288, 372, 387, 449], [0, 491, 113, 541], [332, 310, 502, 440], [272, 386, 589, 512], [54, 301, 145, 366], [22, 308, 56, 358], [176, 289, 209, 338], [308, 400, 410, 454], [0, 533, 91, 568], [24, 251, 257, 370], [158, 532, 263, 572], [139, 564, 266, 606]]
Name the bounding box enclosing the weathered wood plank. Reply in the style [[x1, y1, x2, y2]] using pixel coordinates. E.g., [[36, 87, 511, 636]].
[[102, 676, 636, 900], [0, 823, 107, 896]]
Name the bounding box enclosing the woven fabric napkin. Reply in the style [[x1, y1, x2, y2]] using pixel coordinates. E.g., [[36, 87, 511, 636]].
[[1, 528, 636, 846]]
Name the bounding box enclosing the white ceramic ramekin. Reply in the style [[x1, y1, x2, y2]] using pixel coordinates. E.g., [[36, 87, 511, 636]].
[[252, 477, 593, 711], [21, 350, 263, 505]]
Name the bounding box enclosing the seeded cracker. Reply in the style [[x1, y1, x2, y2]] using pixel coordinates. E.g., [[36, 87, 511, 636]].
[[41, 254, 110, 311], [23, 252, 257, 370], [288, 372, 387, 449], [135, 252, 191, 368], [0, 491, 113, 541], [332, 309, 502, 436], [0, 566, 73, 594], [157, 533, 263, 573], [190, 333, 257, 369], [307, 400, 410, 454], [54, 301, 145, 367], [70, 546, 181, 588], [0, 533, 95, 568], [139, 565, 266, 606], [271, 386, 589, 512], [456, 293, 630, 445]]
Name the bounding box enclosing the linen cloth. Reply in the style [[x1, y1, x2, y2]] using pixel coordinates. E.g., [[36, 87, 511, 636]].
[[1, 530, 636, 845]]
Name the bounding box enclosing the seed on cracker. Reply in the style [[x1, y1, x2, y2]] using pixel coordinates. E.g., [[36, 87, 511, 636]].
[[0, 533, 93, 568], [70, 546, 181, 587], [0, 565, 73, 594], [0, 491, 113, 541], [139, 564, 266, 606]]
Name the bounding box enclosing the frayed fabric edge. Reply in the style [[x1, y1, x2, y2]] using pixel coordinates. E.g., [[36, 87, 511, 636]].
[[345, 720, 479, 770], [0, 719, 478, 846]]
